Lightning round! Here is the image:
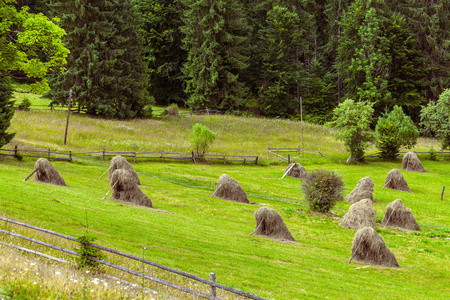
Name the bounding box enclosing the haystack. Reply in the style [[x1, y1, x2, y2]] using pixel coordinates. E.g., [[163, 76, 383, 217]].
[[214, 174, 249, 203], [107, 155, 141, 185], [345, 176, 375, 203], [350, 227, 399, 268], [339, 199, 376, 230], [110, 169, 152, 207], [34, 158, 67, 186], [402, 152, 425, 173], [253, 207, 296, 242], [381, 199, 420, 231], [284, 163, 308, 180], [384, 169, 411, 192]]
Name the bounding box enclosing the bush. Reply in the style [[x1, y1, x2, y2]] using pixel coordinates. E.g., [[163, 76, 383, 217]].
[[190, 123, 216, 157], [302, 169, 345, 212], [429, 147, 437, 161], [164, 104, 179, 116], [375, 105, 419, 160], [18, 98, 31, 111], [327, 99, 374, 161], [420, 89, 450, 150], [75, 235, 105, 271]]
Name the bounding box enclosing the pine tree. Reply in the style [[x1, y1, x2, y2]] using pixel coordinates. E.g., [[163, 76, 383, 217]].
[[0, 77, 15, 148], [47, 0, 149, 118], [134, 0, 187, 107], [180, 0, 249, 110]]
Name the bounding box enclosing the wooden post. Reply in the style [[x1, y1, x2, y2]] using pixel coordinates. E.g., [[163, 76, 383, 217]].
[[14, 145, 17, 157], [255, 156, 258, 165], [210, 273, 216, 297], [191, 151, 196, 164], [300, 96, 303, 158], [23, 169, 37, 181], [223, 155, 226, 165], [64, 89, 72, 145], [441, 186, 445, 200], [48, 148, 50, 159], [288, 154, 290, 164], [133, 152, 136, 163], [102, 148, 105, 160], [69, 151, 72, 162], [267, 145, 269, 155], [161, 150, 164, 162]]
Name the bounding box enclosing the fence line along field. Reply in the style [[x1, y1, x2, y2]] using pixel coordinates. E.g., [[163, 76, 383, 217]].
[[1, 99, 449, 299]]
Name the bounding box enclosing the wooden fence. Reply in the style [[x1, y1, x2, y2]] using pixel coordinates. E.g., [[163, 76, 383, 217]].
[[0, 146, 258, 165], [267, 146, 324, 164], [363, 151, 450, 159], [0, 216, 266, 300]]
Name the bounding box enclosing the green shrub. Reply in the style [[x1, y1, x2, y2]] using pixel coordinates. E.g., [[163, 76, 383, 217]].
[[164, 104, 179, 116], [429, 147, 437, 161], [375, 105, 419, 160], [190, 123, 216, 157], [420, 89, 450, 150], [18, 98, 31, 111], [301, 169, 345, 212], [75, 235, 105, 271], [327, 99, 374, 161]]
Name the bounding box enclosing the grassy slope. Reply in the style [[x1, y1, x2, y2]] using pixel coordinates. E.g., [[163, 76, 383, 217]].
[[1, 98, 449, 299]]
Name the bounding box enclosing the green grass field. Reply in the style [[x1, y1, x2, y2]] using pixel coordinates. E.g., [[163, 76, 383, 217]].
[[1, 94, 449, 299]]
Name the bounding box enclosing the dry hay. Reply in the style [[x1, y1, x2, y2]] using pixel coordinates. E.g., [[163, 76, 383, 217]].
[[339, 199, 376, 230], [384, 169, 411, 192], [402, 152, 425, 173], [110, 169, 152, 207], [381, 199, 420, 231], [33, 158, 67, 186], [253, 207, 296, 242], [345, 176, 375, 203], [350, 227, 399, 268], [107, 156, 141, 185], [214, 174, 249, 203], [284, 163, 308, 180]]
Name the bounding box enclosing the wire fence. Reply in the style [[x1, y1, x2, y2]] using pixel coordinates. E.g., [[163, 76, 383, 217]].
[[0, 216, 266, 300]]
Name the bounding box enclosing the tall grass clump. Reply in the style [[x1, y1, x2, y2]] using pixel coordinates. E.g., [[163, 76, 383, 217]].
[[190, 123, 215, 157], [302, 169, 344, 212]]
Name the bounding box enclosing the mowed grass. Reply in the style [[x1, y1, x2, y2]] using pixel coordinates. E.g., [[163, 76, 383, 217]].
[[1, 95, 449, 299]]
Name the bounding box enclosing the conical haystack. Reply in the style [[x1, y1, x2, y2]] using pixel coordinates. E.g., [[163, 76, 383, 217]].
[[381, 199, 420, 231], [214, 174, 249, 203], [339, 199, 376, 230], [350, 227, 400, 268], [34, 158, 67, 186], [284, 163, 308, 180], [110, 169, 152, 207], [402, 152, 425, 173], [253, 207, 296, 242], [384, 169, 411, 192], [107, 155, 141, 185], [345, 176, 375, 203]]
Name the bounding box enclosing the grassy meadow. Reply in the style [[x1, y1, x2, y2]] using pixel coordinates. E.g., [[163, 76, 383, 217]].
[[0, 93, 449, 299]]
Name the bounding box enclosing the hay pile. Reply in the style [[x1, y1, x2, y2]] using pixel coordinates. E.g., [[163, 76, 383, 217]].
[[402, 152, 425, 173], [284, 163, 308, 180], [339, 199, 376, 230], [110, 169, 152, 207], [350, 227, 400, 268], [384, 169, 411, 192], [345, 176, 375, 203], [253, 207, 296, 242], [381, 199, 420, 231], [214, 174, 249, 203], [34, 158, 67, 186], [107, 156, 141, 185]]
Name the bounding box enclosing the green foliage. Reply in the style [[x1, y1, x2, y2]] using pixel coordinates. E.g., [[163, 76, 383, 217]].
[[429, 147, 437, 161], [164, 104, 179, 116], [301, 169, 344, 212], [17, 98, 31, 111], [0, 77, 15, 148], [190, 123, 215, 157], [375, 105, 419, 160], [75, 235, 105, 271], [420, 89, 450, 150], [328, 99, 374, 161]]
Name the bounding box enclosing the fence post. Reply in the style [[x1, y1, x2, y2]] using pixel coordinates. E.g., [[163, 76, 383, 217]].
[[69, 151, 72, 162], [267, 145, 269, 154], [288, 154, 290, 164], [161, 150, 164, 162], [48, 148, 50, 159], [210, 272, 216, 298], [255, 156, 258, 165], [191, 151, 196, 164], [133, 152, 136, 163], [14, 145, 17, 157], [223, 155, 226, 165], [102, 148, 105, 160]]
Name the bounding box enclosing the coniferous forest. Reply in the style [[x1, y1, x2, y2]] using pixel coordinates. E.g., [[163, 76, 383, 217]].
[[3, 0, 450, 123]]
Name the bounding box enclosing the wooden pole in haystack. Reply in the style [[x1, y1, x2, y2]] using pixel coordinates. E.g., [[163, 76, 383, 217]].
[[64, 89, 72, 145]]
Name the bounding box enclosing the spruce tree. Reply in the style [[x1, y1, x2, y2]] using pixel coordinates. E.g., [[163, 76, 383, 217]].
[[47, 0, 149, 118], [0, 77, 15, 148], [180, 0, 249, 110]]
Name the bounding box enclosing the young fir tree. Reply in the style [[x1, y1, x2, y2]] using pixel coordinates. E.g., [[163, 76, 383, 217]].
[[0, 76, 15, 148], [47, 0, 149, 118], [134, 0, 187, 107], [180, 0, 249, 111]]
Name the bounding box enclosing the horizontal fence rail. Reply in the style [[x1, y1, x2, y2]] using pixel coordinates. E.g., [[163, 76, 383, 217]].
[[0, 216, 266, 300], [267, 146, 324, 163], [363, 151, 450, 159], [0, 146, 258, 165]]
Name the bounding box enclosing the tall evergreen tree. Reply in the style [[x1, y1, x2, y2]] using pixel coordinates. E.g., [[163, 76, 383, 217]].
[[134, 0, 187, 107], [47, 0, 149, 118], [180, 0, 249, 110]]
